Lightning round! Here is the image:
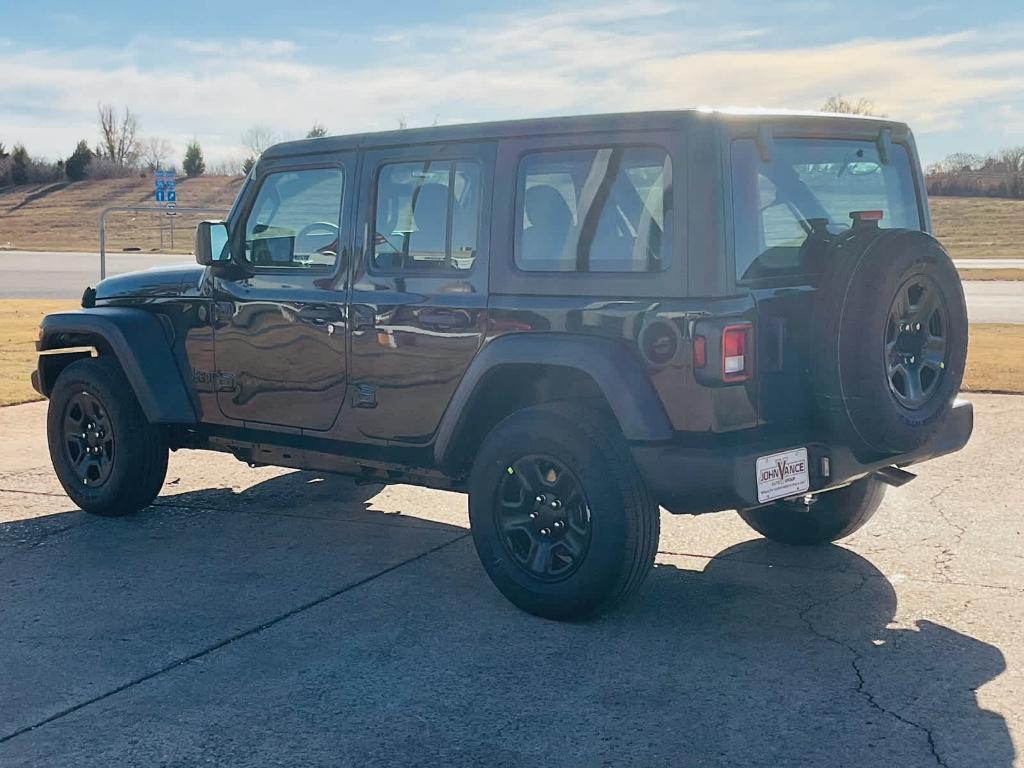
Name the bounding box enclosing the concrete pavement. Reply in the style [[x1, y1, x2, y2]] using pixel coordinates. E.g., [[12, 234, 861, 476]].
[[0, 395, 1020, 766]]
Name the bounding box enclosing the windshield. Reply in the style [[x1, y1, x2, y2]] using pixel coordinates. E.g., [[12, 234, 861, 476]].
[[732, 137, 922, 283]]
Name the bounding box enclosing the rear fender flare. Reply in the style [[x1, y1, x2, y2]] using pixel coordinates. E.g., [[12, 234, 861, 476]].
[[433, 333, 672, 469]]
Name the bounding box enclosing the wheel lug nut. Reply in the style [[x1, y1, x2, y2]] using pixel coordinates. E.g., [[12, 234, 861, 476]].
[[535, 495, 544, 504], [910, 356, 916, 364], [529, 512, 538, 519], [553, 520, 564, 529], [915, 323, 921, 331], [550, 499, 562, 509], [540, 528, 550, 536]]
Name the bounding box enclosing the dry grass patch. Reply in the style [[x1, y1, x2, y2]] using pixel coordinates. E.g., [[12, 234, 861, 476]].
[[0, 300, 77, 406], [0, 176, 242, 254], [957, 268, 1024, 281], [963, 324, 1024, 393], [931, 196, 1024, 260]]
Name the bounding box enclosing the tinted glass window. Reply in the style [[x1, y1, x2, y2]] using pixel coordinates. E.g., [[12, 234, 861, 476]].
[[732, 138, 921, 282], [372, 160, 481, 272], [515, 147, 671, 272], [244, 168, 344, 269]]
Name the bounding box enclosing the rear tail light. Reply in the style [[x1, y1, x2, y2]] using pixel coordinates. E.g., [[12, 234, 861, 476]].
[[722, 324, 752, 382]]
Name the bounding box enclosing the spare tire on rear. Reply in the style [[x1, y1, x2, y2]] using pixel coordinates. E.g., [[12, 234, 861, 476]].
[[812, 228, 967, 456]]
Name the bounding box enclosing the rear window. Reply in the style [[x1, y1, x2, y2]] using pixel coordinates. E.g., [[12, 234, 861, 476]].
[[732, 138, 921, 283]]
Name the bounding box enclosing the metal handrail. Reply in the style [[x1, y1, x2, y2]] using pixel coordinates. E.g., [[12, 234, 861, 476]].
[[99, 205, 229, 279]]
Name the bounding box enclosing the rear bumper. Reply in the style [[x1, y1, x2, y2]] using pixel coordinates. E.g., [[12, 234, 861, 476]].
[[632, 399, 974, 514]]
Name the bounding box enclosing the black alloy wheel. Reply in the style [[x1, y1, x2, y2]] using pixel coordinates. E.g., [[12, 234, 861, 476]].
[[885, 274, 949, 410], [62, 390, 115, 488], [495, 455, 592, 581], [47, 357, 168, 517]]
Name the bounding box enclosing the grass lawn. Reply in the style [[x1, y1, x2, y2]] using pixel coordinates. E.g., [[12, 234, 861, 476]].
[[930, 196, 1024, 260], [0, 300, 78, 406], [1, 300, 1020, 408], [957, 268, 1024, 281]]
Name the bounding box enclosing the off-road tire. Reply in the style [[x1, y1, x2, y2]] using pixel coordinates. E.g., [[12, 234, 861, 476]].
[[738, 476, 886, 546], [813, 229, 967, 455], [47, 357, 168, 517], [468, 403, 659, 621]]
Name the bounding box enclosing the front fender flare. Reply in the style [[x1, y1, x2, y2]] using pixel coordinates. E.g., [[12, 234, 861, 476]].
[[37, 308, 196, 424], [433, 333, 673, 468]]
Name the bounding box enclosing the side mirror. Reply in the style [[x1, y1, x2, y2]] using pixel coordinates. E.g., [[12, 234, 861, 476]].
[[195, 221, 231, 267]]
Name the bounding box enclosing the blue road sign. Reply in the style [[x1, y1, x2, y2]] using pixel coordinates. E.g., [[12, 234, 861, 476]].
[[155, 170, 176, 203]]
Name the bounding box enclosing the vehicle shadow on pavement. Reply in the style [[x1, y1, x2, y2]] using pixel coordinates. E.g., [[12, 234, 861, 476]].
[[0, 472, 1013, 767], [625, 542, 1014, 767]]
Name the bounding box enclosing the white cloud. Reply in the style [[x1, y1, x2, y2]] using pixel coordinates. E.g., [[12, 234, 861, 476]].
[[1, 4, 1022, 166]]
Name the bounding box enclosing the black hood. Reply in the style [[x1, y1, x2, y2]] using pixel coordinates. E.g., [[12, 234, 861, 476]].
[[94, 262, 205, 301]]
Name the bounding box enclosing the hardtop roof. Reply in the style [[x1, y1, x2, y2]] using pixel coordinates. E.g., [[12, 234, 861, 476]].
[[262, 108, 909, 159]]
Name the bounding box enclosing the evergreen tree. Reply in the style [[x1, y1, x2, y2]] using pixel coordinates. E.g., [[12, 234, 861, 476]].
[[11, 144, 29, 185], [183, 139, 205, 177], [241, 156, 256, 175], [65, 140, 93, 181], [306, 123, 328, 138]]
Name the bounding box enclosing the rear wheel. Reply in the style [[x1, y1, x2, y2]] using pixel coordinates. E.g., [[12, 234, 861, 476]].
[[468, 403, 659, 620], [738, 476, 886, 546], [47, 358, 168, 517]]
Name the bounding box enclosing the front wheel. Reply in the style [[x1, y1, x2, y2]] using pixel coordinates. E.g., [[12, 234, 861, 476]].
[[737, 476, 886, 546], [47, 357, 169, 517], [468, 403, 659, 621]]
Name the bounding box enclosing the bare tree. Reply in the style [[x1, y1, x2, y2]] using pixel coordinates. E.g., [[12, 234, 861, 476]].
[[139, 136, 173, 171], [942, 152, 985, 173], [997, 146, 1024, 174], [820, 95, 884, 117], [241, 125, 277, 157], [97, 103, 140, 167], [306, 123, 328, 138]]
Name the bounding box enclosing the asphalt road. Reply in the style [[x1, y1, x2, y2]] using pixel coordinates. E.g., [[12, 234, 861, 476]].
[[0, 395, 1020, 766], [0, 251, 190, 299], [1, 250, 1022, 323]]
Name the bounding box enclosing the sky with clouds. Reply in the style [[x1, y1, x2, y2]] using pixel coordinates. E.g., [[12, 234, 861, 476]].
[[1, 0, 1022, 169]]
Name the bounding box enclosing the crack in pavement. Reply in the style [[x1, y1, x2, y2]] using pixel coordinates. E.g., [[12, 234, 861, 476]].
[[927, 477, 967, 584], [796, 576, 950, 768], [0, 532, 471, 746]]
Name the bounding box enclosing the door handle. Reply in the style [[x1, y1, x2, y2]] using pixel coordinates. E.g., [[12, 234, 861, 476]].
[[419, 309, 471, 330], [298, 304, 342, 325]]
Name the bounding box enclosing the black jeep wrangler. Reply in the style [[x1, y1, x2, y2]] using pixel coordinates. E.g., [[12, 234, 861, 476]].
[[33, 110, 971, 620]]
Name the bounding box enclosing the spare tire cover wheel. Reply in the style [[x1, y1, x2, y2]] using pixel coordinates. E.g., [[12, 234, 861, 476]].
[[817, 230, 967, 455]]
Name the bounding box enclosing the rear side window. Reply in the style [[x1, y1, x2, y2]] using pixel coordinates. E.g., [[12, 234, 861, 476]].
[[372, 160, 481, 273], [732, 138, 921, 283], [515, 147, 671, 273]]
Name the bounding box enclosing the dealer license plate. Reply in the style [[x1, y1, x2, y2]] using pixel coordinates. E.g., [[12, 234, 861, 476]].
[[755, 447, 810, 503]]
